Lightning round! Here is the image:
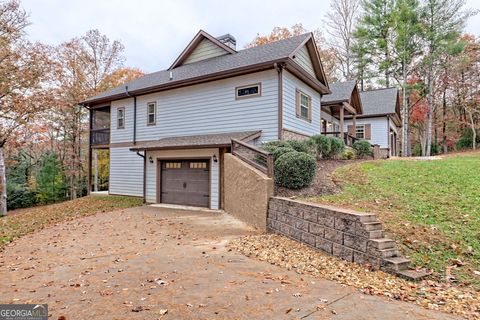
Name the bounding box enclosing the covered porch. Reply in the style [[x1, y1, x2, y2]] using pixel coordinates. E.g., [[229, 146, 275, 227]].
[[321, 80, 363, 147]]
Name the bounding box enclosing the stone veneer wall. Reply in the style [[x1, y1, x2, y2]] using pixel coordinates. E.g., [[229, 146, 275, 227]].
[[281, 129, 310, 141], [267, 197, 410, 272]]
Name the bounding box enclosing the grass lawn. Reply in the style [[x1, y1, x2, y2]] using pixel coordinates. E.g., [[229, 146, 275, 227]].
[[306, 152, 480, 288], [0, 195, 143, 251]]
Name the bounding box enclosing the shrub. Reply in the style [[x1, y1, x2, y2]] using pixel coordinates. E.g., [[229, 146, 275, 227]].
[[457, 129, 480, 150], [274, 151, 317, 189], [353, 140, 373, 157], [262, 140, 291, 153], [308, 135, 331, 159], [286, 140, 312, 154], [6, 183, 37, 210], [329, 137, 345, 158], [412, 143, 440, 156], [271, 146, 295, 161], [340, 149, 355, 160]]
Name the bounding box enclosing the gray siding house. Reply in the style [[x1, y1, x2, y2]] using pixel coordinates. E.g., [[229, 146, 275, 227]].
[[82, 30, 330, 209]]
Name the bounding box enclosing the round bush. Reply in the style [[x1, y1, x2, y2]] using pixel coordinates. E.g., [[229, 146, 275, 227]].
[[274, 151, 317, 189], [308, 135, 331, 158], [353, 140, 373, 157], [271, 146, 295, 161], [286, 140, 312, 154], [340, 149, 355, 160], [329, 137, 345, 158], [262, 140, 291, 153]]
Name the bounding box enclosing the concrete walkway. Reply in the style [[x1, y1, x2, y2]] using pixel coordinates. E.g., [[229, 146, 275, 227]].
[[0, 206, 458, 319]]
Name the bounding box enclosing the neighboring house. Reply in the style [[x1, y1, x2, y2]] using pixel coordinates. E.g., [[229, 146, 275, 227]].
[[82, 30, 330, 209], [344, 88, 401, 157]]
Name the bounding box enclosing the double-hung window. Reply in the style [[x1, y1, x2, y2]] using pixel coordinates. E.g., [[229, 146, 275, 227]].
[[296, 89, 312, 122], [117, 107, 125, 129], [355, 125, 365, 139], [147, 102, 156, 125]]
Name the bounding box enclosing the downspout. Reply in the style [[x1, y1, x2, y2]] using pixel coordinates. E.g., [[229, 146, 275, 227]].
[[274, 62, 285, 140]]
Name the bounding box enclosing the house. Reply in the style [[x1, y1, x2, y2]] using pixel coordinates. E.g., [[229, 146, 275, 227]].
[[81, 30, 330, 209], [343, 88, 401, 157]]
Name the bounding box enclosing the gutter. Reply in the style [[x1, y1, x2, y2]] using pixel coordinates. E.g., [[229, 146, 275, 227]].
[[274, 62, 285, 140], [135, 151, 146, 203]]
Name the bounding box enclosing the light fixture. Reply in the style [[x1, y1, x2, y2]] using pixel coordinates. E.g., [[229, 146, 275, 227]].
[[149, 156, 154, 164], [212, 155, 218, 163]]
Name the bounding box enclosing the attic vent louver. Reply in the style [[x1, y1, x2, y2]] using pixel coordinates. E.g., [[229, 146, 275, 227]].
[[169, 71, 173, 80], [216, 34, 236, 50]]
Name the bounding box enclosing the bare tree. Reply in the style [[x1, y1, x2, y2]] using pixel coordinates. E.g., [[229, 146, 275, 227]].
[[324, 0, 360, 80]]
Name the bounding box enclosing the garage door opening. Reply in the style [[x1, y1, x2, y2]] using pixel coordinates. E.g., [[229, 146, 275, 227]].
[[159, 159, 210, 208]]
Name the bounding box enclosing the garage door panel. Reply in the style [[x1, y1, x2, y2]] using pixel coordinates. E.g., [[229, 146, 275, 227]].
[[161, 160, 210, 208]]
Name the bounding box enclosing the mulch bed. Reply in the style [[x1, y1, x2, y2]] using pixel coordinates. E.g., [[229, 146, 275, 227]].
[[275, 159, 367, 198], [230, 234, 480, 319]]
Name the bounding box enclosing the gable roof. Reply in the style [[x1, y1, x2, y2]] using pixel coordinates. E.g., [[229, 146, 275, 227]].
[[322, 80, 357, 104], [322, 80, 362, 114], [82, 32, 330, 106], [359, 87, 399, 116], [169, 30, 236, 70]]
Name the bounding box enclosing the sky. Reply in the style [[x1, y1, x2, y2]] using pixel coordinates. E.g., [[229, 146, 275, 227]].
[[22, 0, 480, 73]]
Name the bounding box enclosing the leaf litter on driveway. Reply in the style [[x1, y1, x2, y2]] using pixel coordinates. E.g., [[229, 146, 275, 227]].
[[229, 234, 480, 319]]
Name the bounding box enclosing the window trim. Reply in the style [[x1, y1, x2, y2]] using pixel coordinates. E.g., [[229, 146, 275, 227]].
[[295, 89, 312, 122], [355, 124, 365, 139], [235, 83, 262, 100], [147, 101, 157, 126], [117, 107, 125, 129]]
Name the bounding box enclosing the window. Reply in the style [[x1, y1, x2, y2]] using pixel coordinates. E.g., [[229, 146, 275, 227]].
[[189, 162, 207, 169], [117, 107, 125, 129], [147, 102, 156, 125], [355, 125, 365, 139], [296, 89, 311, 121], [235, 83, 261, 99], [165, 162, 181, 169]]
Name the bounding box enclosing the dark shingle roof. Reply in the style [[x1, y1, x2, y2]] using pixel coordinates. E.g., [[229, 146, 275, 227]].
[[359, 88, 399, 116], [130, 131, 261, 151], [84, 34, 311, 104], [322, 80, 357, 104]]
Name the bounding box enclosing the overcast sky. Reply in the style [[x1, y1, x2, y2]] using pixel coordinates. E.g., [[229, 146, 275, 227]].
[[22, 0, 480, 73]]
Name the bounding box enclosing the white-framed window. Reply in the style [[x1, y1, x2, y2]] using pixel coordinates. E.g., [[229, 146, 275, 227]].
[[117, 107, 125, 129], [235, 83, 261, 99], [355, 125, 365, 139], [296, 89, 312, 121], [147, 102, 156, 126]]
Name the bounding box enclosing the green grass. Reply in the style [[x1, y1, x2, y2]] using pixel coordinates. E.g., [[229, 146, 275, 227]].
[[306, 153, 480, 288], [0, 195, 143, 251]]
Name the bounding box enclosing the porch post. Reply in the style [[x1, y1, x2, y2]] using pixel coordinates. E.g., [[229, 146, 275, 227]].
[[353, 114, 357, 133], [93, 149, 98, 192], [339, 106, 345, 139]]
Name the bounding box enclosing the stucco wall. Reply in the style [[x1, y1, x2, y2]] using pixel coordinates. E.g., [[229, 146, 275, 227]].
[[224, 154, 273, 230]]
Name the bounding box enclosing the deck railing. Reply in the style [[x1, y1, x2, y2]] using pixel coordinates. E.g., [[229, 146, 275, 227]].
[[231, 139, 274, 178], [90, 128, 110, 145]]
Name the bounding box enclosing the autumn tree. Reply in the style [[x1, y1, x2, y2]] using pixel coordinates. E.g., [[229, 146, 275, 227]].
[[420, 0, 474, 156], [0, 0, 50, 215], [52, 30, 126, 199], [324, 0, 360, 80], [245, 24, 340, 83]]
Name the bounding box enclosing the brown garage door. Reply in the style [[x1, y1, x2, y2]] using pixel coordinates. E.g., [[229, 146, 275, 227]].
[[160, 160, 210, 208]]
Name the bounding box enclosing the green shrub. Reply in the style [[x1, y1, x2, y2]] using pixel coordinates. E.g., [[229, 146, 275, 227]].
[[456, 128, 480, 150], [274, 151, 317, 189], [7, 183, 37, 210], [353, 140, 373, 157], [340, 149, 355, 160], [263, 140, 291, 153], [412, 143, 440, 156], [271, 146, 295, 161], [329, 137, 345, 158], [309, 135, 331, 158], [286, 140, 312, 154]]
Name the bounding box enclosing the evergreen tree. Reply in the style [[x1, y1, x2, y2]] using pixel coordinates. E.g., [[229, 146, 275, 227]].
[[36, 152, 67, 205]]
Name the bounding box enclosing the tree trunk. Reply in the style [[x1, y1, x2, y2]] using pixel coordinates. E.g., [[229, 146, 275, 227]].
[[425, 62, 434, 156], [0, 146, 7, 216], [401, 60, 409, 157], [442, 89, 448, 153], [466, 110, 476, 150]]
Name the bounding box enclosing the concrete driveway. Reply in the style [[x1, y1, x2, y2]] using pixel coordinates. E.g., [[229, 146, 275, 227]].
[[0, 206, 458, 320]]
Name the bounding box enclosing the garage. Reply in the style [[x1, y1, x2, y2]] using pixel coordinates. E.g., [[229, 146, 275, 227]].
[[160, 159, 210, 207]]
